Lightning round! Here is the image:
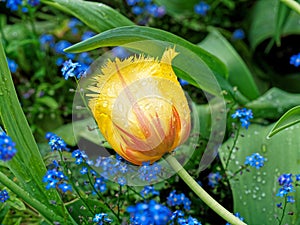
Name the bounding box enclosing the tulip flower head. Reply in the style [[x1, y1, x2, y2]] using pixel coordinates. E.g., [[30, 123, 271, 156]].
[[88, 47, 191, 165]]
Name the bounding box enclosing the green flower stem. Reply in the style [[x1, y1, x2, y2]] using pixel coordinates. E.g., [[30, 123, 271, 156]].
[[58, 152, 95, 215], [281, 0, 300, 14], [277, 196, 288, 225], [165, 154, 247, 225], [85, 168, 121, 222], [0, 171, 72, 224], [225, 127, 240, 171]]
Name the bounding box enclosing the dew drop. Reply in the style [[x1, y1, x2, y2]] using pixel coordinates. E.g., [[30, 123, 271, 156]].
[[244, 189, 251, 195], [261, 144, 267, 153], [257, 176, 262, 182], [261, 192, 266, 198], [252, 194, 257, 199]]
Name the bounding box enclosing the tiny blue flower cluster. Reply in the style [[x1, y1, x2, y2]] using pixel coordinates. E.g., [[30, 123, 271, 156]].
[[4, 0, 40, 11], [140, 185, 159, 198], [0, 190, 9, 203], [232, 29, 245, 40], [138, 161, 162, 182], [126, 0, 166, 18], [7, 58, 18, 73], [244, 153, 266, 169], [179, 78, 189, 86], [95, 155, 129, 186], [208, 172, 222, 188], [68, 18, 83, 35], [231, 108, 253, 129], [39, 34, 55, 49], [0, 132, 17, 161], [93, 213, 112, 225], [42, 168, 72, 192], [46, 132, 69, 151], [72, 149, 88, 165], [290, 53, 300, 67], [127, 199, 172, 225], [226, 212, 244, 225], [39, 28, 94, 76], [93, 177, 107, 193], [167, 190, 191, 210], [276, 173, 299, 201], [61, 59, 84, 80], [171, 210, 202, 225], [194, 1, 210, 16], [128, 188, 201, 225], [5, 0, 22, 11]]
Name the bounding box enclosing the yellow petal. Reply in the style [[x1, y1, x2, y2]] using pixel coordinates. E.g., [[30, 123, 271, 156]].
[[88, 47, 191, 165]]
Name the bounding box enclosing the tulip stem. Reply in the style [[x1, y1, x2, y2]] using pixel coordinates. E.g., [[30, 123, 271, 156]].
[[165, 154, 247, 225]]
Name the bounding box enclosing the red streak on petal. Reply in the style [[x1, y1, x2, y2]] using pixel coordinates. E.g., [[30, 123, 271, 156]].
[[113, 122, 151, 151]]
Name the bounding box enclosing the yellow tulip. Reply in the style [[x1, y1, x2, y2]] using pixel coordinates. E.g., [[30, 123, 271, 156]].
[[88, 47, 191, 165]]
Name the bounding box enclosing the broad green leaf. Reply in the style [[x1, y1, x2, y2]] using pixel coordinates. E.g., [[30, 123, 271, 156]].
[[0, 42, 75, 224], [246, 87, 300, 119], [199, 29, 260, 100], [219, 123, 300, 225], [64, 26, 249, 103], [249, 0, 300, 50], [40, 0, 134, 33], [267, 105, 300, 138]]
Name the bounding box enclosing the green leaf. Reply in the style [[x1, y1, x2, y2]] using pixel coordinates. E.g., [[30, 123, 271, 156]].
[[249, 0, 300, 50], [199, 29, 260, 100], [274, 1, 291, 46], [281, 0, 300, 15], [219, 123, 300, 225], [64, 26, 246, 101], [40, 0, 134, 33], [7, 198, 26, 211], [1, 20, 61, 41], [246, 87, 300, 119], [267, 105, 300, 138], [0, 41, 75, 224], [36, 96, 59, 109]]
